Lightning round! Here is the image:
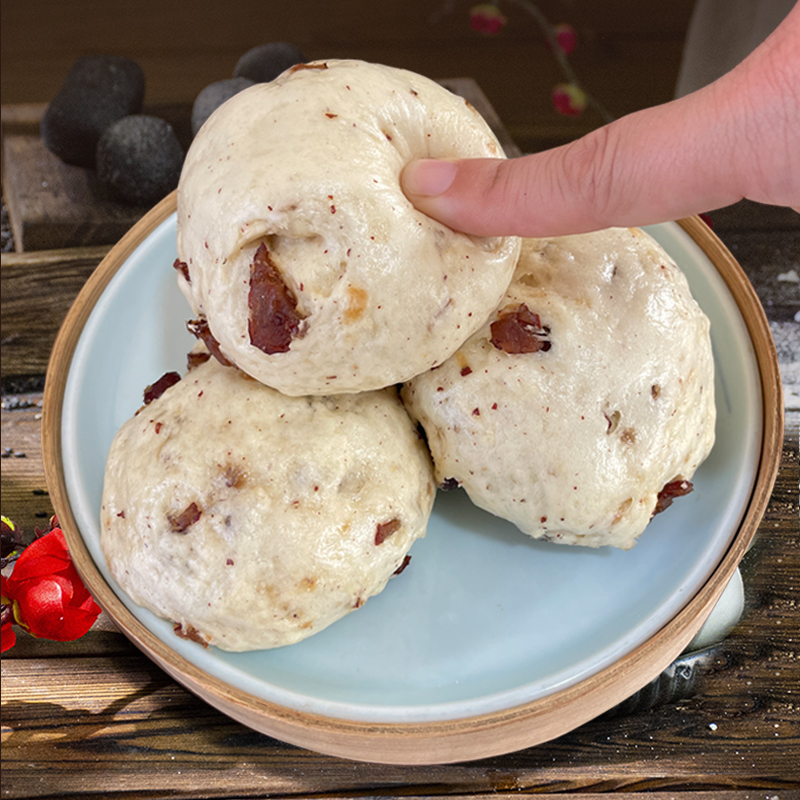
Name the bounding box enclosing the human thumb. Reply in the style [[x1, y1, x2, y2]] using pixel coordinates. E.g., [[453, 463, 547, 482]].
[[401, 94, 740, 239], [402, 1, 800, 238]]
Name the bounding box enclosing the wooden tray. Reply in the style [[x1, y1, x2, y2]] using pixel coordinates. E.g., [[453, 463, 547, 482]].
[[40, 194, 782, 765]]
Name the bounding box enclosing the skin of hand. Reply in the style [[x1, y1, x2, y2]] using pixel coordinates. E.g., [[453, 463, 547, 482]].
[[401, 1, 800, 237]]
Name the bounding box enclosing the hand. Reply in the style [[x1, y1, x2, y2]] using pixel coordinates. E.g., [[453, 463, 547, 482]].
[[401, 1, 800, 237]]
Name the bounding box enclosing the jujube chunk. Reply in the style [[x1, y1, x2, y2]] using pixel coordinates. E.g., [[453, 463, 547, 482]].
[[653, 479, 693, 515], [143, 371, 181, 404], [375, 518, 401, 545], [168, 502, 202, 533], [187, 318, 233, 366], [490, 304, 551, 354], [248, 243, 304, 354]]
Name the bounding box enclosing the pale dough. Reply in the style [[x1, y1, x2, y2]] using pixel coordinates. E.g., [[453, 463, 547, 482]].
[[176, 59, 520, 395], [101, 357, 435, 650], [401, 228, 716, 549]]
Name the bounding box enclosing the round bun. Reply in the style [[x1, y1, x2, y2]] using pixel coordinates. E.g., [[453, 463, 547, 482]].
[[176, 59, 520, 395], [402, 228, 716, 550], [101, 357, 435, 651]]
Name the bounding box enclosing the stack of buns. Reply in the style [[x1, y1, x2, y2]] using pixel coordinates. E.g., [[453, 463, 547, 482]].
[[101, 60, 715, 652]]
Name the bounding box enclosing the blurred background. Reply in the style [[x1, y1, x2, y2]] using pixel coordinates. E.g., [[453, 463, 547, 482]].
[[2, 0, 794, 257], [2, 0, 700, 155]]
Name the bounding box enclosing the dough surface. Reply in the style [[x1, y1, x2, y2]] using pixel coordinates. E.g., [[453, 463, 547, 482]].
[[176, 59, 520, 395], [101, 358, 435, 650], [402, 228, 716, 549]]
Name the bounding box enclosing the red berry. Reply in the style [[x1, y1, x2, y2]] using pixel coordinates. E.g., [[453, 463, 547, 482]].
[[470, 4, 507, 36], [552, 83, 587, 117], [554, 23, 577, 55]]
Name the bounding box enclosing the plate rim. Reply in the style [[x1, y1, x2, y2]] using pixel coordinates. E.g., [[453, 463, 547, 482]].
[[41, 194, 784, 764]]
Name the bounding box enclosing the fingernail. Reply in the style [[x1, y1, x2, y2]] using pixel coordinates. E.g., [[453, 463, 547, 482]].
[[402, 159, 458, 197]]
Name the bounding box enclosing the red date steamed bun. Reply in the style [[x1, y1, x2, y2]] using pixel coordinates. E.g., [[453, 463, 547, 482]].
[[101, 357, 435, 651], [401, 228, 716, 550], [176, 59, 520, 395]]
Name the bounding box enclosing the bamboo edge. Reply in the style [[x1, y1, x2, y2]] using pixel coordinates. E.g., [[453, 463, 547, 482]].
[[675, 215, 784, 509]]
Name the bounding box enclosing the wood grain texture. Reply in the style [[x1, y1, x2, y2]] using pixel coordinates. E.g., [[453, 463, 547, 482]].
[[22, 204, 782, 766], [1, 62, 797, 787], [1, 246, 109, 378], [2, 617, 798, 798], [1, 134, 151, 253], [1, 399, 797, 790], [2, 422, 797, 793]]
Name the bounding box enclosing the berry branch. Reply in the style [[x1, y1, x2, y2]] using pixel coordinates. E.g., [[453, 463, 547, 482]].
[[468, 2, 615, 123]]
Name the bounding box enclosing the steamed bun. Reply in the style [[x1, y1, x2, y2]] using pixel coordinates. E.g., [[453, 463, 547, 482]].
[[402, 228, 716, 549], [176, 59, 520, 395], [101, 357, 435, 650]]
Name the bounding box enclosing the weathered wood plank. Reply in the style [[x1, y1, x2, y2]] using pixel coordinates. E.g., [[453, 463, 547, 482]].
[[715, 230, 800, 324], [2, 653, 797, 799], [1, 392, 49, 535], [2, 135, 150, 253], [1, 103, 191, 253], [1, 413, 797, 794], [1, 247, 108, 378]]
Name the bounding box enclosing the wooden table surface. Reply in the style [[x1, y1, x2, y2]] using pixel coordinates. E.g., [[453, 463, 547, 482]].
[[2, 106, 799, 797]]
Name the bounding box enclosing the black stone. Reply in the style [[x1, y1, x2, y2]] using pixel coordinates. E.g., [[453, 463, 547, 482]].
[[96, 115, 184, 206], [40, 55, 145, 168], [191, 77, 254, 136], [233, 42, 307, 84]]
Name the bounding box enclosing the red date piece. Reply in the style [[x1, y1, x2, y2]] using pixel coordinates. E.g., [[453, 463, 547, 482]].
[[248, 243, 304, 354], [186, 349, 211, 371], [173, 622, 208, 647], [289, 62, 328, 73], [168, 502, 202, 533], [173, 258, 191, 283], [375, 518, 401, 545], [187, 318, 233, 366], [653, 479, 693, 516], [143, 371, 181, 405], [490, 304, 551, 354], [393, 555, 412, 575]]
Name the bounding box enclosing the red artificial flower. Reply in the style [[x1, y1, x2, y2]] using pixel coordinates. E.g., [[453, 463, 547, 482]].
[[552, 82, 587, 117], [553, 23, 577, 55], [470, 4, 507, 36], [3, 528, 101, 645]]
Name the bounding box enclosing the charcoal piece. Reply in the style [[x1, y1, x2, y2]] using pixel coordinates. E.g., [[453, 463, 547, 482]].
[[40, 55, 145, 167], [233, 42, 307, 83], [191, 77, 254, 136], [96, 115, 184, 206]]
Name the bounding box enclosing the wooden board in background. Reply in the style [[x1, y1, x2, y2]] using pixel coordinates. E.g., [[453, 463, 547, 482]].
[[1, 103, 193, 253], [1, 79, 518, 253], [2, 134, 150, 252], [1, 0, 695, 154], [0, 245, 109, 379]]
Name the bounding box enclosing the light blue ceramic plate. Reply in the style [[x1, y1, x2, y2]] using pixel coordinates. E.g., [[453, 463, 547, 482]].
[[59, 214, 761, 724]]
